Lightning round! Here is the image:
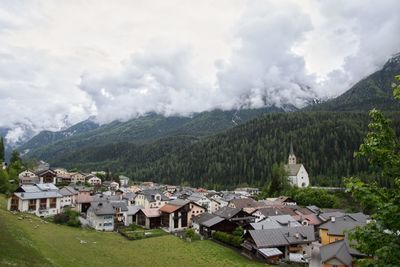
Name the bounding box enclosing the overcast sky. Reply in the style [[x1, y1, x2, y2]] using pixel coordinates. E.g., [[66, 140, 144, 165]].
[[1, 0, 399, 144]]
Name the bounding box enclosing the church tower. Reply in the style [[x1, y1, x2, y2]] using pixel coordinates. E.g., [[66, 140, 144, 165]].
[[288, 142, 297, 165]]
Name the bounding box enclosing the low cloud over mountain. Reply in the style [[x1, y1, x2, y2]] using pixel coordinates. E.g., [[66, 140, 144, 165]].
[[0, 0, 399, 144]]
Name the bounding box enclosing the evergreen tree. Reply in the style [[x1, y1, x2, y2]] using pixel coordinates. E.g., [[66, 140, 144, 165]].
[[268, 163, 289, 196], [0, 137, 4, 162]]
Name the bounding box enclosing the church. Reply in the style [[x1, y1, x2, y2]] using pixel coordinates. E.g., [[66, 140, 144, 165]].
[[284, 143, 309, 187]]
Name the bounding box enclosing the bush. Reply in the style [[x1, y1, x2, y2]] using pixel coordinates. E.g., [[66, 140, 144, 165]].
[[212, 231, 243, 247], [185, 228, 195, 239], [232, 226, 244, 237], [53, 208, 81, 227]]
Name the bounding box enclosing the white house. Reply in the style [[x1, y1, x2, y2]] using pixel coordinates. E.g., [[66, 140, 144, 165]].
[[119, 175, 129, 187], [88, 176, 102, 186], [135, 189, 169, 209], [87, 201, 115, 231], [284, 143, 310, 187], [59, 186, 78, 210], [18, 170, 39, 185], [7, 183, 62, 217]]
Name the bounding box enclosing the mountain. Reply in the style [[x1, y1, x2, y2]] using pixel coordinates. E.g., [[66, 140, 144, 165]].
[[306, 53, 400, 111], [44, 111, 400, 189], [19, 119, 99, 153], [21, 106, 285, 160]]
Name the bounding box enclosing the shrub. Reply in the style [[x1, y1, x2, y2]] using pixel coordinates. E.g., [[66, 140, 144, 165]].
[[212, 231, 243, 248], [185, 228, 195, 239]]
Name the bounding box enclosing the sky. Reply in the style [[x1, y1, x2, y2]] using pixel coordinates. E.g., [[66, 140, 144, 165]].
[[0, 0, 399, 144]]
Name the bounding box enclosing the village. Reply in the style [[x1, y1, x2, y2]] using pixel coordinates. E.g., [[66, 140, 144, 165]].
[[4, 147, 369, 267]]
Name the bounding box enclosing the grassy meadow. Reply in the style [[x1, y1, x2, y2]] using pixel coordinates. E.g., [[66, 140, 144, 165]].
[[0, 195, 266, 267]]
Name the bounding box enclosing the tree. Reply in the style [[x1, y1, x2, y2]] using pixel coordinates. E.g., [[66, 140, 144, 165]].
[[0, 137, 4, 162], [345, 75, 400, 266], [268, 163, 289, 196]]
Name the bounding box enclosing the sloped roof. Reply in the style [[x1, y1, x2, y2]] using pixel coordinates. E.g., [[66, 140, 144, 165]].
[[345, 212, 369, 223], [284, 164, 302, 176], [159, 204, 182, 213], [127, 205, 143, 216], [248, 225, 315, 248], [89, 201, 115, 215], [202, 216, 225, 228], [214, 206, 242, 219], [258, 248, 283, 258], [15, 191, 62, 200], [320, 240, 353, 266], [192, 212, 216, 224], [76, 193, 93, 203], [229, 198, 264, 209], [318, 217, 365, 236], [250, 220, 282, 230], [140, 208, 161, 218]]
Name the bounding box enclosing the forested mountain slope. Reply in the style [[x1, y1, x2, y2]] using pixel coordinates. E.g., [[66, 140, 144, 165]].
[[22, 107, 284, 160], [47, 112, 400, 189]]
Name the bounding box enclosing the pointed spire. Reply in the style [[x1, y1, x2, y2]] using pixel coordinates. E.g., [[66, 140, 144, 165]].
[[290, 140, 294, 155]]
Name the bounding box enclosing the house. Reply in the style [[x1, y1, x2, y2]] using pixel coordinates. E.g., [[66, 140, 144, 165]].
[[59, 186, 78, 210], [284, 143, 309, 187], [320, 238, 366, 267], [118, 175, 129, 187], [70, 172, 86, 184], [135, 189, 169, 209], [228, 198, 265, 209], [109, 181, 119, 191], [75, 188, 93, 213], [35, 169, 57, 184], [136, 208, 161, 229], [18, 170, 39, 185], [243, 225, 315, 263], [159, 199, 206, 232], [87, 201, 115, 231], [126, 205, 142, 225], [234, 187, 260, 197], [193, 213, 238, 238], [318, 216, 366, 245], [214, 206, 255, 226], [87, 176, 102, 186], [250, 215, 301, 230], [7, 183, 62, 217]]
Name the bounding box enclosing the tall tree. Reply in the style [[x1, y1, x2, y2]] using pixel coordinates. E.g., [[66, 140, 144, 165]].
[[268, 163, 289, 196], [346, 75, 400, 266], [0, 137, 4, 162]]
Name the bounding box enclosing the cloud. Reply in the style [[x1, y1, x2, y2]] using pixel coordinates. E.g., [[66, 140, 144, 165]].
[[0, 0, 399, 141]]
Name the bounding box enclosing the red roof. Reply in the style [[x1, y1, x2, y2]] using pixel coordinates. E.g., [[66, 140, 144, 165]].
[[159, 204, 181, 213], [141, 208, 161, 218]]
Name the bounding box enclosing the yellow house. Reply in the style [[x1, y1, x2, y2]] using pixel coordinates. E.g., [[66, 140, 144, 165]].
[[318, 217, 365, 245]]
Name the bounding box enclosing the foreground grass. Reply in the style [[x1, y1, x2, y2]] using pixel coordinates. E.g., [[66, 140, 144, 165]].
[[0, 195, 266, 267]]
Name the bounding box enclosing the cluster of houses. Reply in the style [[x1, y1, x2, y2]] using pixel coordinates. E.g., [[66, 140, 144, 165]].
[[6, 149, 365, 266]]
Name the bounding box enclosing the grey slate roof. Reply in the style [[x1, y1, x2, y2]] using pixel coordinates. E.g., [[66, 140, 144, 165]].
[[258, 248, 283, 258], [213, 206, 242, 219], [345, 212, 369, 223], [59, 186, 78, 196], [250, 220, 282, 230], [127, 205, 143, 216], [140, 189, 170, 202], [88, 201, 115, 215], [202, 216, 225, 228], [14, 183, 62, 200], [248, 225, 315, 248], [268, 215, 301, 227], [320, 240, 353, 266], [318, 217, 365, 236], [284, 164, 302, 176], [192, 212, 217, 224]]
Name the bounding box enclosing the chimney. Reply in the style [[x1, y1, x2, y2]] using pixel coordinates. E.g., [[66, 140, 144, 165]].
[[331, 216, 335, 223]]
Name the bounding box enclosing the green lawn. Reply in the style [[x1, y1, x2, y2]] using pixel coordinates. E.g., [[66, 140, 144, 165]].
[[0, 195, 266, 267]]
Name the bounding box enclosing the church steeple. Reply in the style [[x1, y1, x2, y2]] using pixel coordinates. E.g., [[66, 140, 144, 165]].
[[288, 141, 296, 165]]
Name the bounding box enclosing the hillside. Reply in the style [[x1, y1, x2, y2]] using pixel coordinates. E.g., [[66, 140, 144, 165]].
[[306, 53, 400, 111], [46, 112, 400, 188], [22, 107, 284, 160], [0, 195, 263, 267]]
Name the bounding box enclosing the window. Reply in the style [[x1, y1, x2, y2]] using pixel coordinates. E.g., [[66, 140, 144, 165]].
[[28, 199, 36, 210], [49, 198, 57, 208], [39, 199, 47, 209]]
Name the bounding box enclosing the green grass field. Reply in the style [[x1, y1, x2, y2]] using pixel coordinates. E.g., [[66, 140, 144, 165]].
[[0, 195, 266, 267]]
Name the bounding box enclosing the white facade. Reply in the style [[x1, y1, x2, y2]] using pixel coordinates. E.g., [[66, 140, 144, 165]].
[[288, 165, 310, 187], [88, 177, 102, 186], [87, 212, 114, 231]]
